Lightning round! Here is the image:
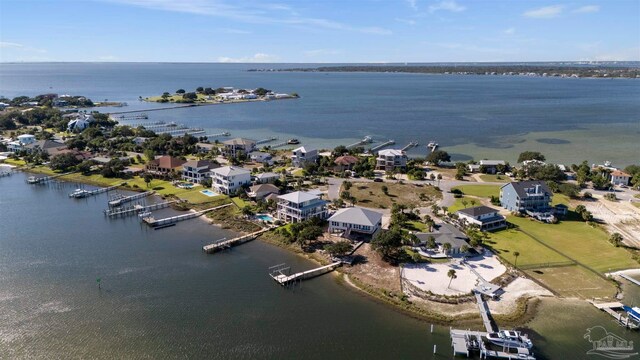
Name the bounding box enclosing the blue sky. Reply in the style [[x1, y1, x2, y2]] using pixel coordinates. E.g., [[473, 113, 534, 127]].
[[1, 0, 638, 62]]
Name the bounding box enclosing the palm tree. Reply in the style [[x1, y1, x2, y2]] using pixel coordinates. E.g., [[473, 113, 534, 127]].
[[447, 269, 457, 289], [461, 199, 468, 208], [514, 251, 520, 267], [470, 199, 476, 207], [443, 242, 452, 255]]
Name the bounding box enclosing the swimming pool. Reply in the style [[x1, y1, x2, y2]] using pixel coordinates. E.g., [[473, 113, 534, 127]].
[[256, 214, 275, 222], [200, 189, 217, 197]]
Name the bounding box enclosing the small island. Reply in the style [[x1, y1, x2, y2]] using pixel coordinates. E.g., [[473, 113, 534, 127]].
[[144, 86, 299, 104]]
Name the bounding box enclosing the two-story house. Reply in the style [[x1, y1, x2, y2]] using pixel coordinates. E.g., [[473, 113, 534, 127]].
[[328, 207, 383, 236], [291, 146, 318, 168], [222, 138, 256, 158], [145, 156, 187, 178], [375, 149, 407, 171], [500, 181, 553, 213], [276, 191, 327, 223], [211, 166, 252, 195], [610, 170, 631, 186], [456, 205, 506, 231], [249, 151, 274, 165], [8, 134, 36, 152], [181, 159, 219, 184]]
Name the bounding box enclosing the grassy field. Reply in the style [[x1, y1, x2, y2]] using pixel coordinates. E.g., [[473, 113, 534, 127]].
[[452, 184, 500, 198], [2, 158, 27, 166], [486, 227, 570, 267], [347, 182, 441, 209], [404, 221, 427, 232], [479, 174, 510, 183], [231, 197, 249, 208], [525, 266, 617, 299]]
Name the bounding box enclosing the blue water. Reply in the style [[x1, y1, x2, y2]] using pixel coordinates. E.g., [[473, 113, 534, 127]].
[[256, 214, 275, 222], [200, 189, 216, 196], [1, 63, 638, 164]]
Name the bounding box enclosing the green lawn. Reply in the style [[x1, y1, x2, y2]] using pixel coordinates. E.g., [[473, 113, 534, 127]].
[[508, 215, 637, 273], [486, 227, 570, 267], [2, 158, 27, 166], [452, 184, 500, 198], [479, 174, 510, 183], [448, 196, 481, 213], [404, 221, 427, 232], [231, 197, 249, 208], [525, 266, 617, 300]]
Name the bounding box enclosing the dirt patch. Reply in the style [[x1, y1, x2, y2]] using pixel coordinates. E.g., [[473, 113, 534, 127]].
[[346, 181, 441, 209], [342, 243, 402, 292], [584, 196, 640, 247]]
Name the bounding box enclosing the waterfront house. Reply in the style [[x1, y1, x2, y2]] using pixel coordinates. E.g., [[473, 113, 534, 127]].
[[500, 181, 553, 215], [145, 155, 186, 178], [456, 206, 506, 231], [211, 166, 252, 195], [254, 172, 280, 184], [132, 137, 149, 146], [66, 113, 94, 132], [276, 191, 328, 223], [23, 139, 69, 157], [182, 159, 219, 184], [468, 160, 506, 174], [8, 134, 36, 152], [610, 170, 631, 186], [333, 155, 359, 172], [328, 207, 383, 236], [415, 224, 469, 255], [247, 183, 280, 200], [291, 146, 318, 168], [196, 142, 216, 154], [223, 138, 256, 158], [249, 151, 274, 165], [375, 149, 407, 171]]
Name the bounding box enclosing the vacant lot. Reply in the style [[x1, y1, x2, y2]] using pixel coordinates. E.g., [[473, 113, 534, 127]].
[[347, 182, 441, 209], [479, 174, 510, 183], [525, 266, 617, 300], [452, 184, 501, 198], [487, 228, 570, 267]]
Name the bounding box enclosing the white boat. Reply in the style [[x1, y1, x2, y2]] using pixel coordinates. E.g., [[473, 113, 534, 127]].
[[486, 330, 533, 349], [138, 211, 152, 218], [69, 189, 91, 198], [27, 176, 40, 184], [427, 141, 439, 151]]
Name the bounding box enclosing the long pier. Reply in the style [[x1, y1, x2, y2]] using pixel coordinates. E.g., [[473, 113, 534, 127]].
[[369, 140, 395, 152], [401, 141, 419, 151], [69, 183, 124, 198], [26, 171, 74, 184], [270, 141, 291, 149], [269, 261, 342, 285], [112, 113, 148, 120], [142, 203, 231, 227], [108, 191, 154, 207], [104, 200, 179, 217], [256, 137, 277, 145], [346, 136, 373, 149], [202, 226, 275, 253], [475, 292, 497, 333], [205, 131, 231, 139]]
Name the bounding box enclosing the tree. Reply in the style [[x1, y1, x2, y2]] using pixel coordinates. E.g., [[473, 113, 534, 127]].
[[461, 245, 469, 253], [196, 86, 204, 93], [182, 92, 198, 101], [176, 89, 186, 94], [442, 242, 452, 255], [381, 185, 389, 195], [609, 233, 623, 247], [581, 210, 593, 222], [50, 153, 81, 172], [447, 269, 457, 289], [518, 151, 545, 163], [461, 199, 468, 208], [343, 180, 352, 191], [426, 150, 450, 165], [325, 241, 353, 257], [426, 236, 437, 249], [371, 228, 404, 260], [241, 205, 254, 218], [575, 204, 586, 215], [144, 173, 153, 188], [470, 199, 476, 207], [513, 251, 520, 267]]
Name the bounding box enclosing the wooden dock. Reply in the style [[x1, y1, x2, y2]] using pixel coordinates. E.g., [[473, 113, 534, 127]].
[[142, 203, 231, 227], [69, 183, 124, 198], [205, 131, 231, 139], [475, 292, 497, 333], [369, 139, 395, 152], [401, 141, 419, 151], [620, 274, 640, 287], [590, 301, 639, 329], [269, 261, 342, 285], [26, 171, 74, 184], [202, 226, 275, 253], [256, 137, 277, 145], [104, 200, 179, 217], [346, 136, 373, 149], [108, 191, 154, 207]]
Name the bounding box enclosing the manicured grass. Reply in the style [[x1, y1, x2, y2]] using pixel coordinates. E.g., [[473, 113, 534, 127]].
[[508, 215, 637, 273], [3, 158, 26, 166], [479, 174, 510, 183], [525, 266, 617, 299], [452, 184, 500, 198], [178, 189, 226, 204], [291, 169, 305, 177], [551, 193, 570, 206], [448, 196, 479, 213], [347, 181, 441, 209], [404, 221, 427, 232], [486, 227, 570, 267], [231, 197, 249, 208]]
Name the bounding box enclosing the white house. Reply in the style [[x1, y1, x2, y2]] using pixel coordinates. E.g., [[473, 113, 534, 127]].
[[375, 149, 407, 171], [277, 191, 327, 223], [222, 138, 256, 158], [67, 113, 94, 132], [328, 207, 383, 236], [249, 151, 274, 165], [254, 172, 280, 184], [182, 159, 218, 184], [8, 134, 36, 152], [610, 170, 631, 186], [211, 166, 252, 195], [456, 206, 507, 231], [291, 146, 318, 168], [468, 160, 506, 174]]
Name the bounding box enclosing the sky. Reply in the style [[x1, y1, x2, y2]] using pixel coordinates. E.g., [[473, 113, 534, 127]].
[[0, 0, 638, 63]]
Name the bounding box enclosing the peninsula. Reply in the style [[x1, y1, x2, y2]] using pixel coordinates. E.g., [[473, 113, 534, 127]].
[[144, 86, 299, 104]]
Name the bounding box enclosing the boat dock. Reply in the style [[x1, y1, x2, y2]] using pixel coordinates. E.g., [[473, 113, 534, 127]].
[[202, 226, 275, 253], [619, 274, 640, 287], [476, 292, 497, 333], [142, 203, 231, 227], [346, 136, 373, 149], [0, 170, 13, 178], [205, 131, 231, 139], [269, 261, 342, 286], [590, 301, 639, 329], [369, 139, 395, 152], [270, 140, 291, 149], [401, 141, 419, 151], [104, 200, 179, 217], [427, 141, 439, 152], [69, 183, 124, 198], [112, 113, 148, 121], [26, 171, 74, 184], [108, 191, 154, 207], [450, 329, 536, 359], [256, 137, 277, 145], [119, 120, 166, 127]]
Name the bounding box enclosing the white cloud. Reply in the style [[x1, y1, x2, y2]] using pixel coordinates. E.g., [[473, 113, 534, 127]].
[[395, 18, 417, 25], [428, 0, 466, 13], [407, 0, 418, 11], [0, 41, 46, 53], [0, 41, 24, 48], [217, 53, 278, 63], [573, 5, 600, 13], [523, 5, 564, 19], [105, 0, 391, 35], [504, 27, 515, 35]]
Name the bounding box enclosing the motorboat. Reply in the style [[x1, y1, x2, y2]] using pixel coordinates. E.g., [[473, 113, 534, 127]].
[[486, 330, 533, 349], [69, 189, 91, 198], [287, 138, 300, 145]]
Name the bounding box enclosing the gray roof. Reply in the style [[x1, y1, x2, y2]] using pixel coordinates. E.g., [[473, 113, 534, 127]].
[[183, 159, 217, 169], [328, 207, 383, 227], [416, 224, 468, 249], [255, 172, 279, 179], [223, 138, 256, 146], [456, 206, 499, 217], [479, 160, 506, 166], [278, 191, 321, 204], [249, 183, 280, 193], [212, 166, 251, 177], [501, 180, 551, 198]]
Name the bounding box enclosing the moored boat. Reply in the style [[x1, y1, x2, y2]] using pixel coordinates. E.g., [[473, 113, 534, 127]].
[[486, 330, 533, 349]]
